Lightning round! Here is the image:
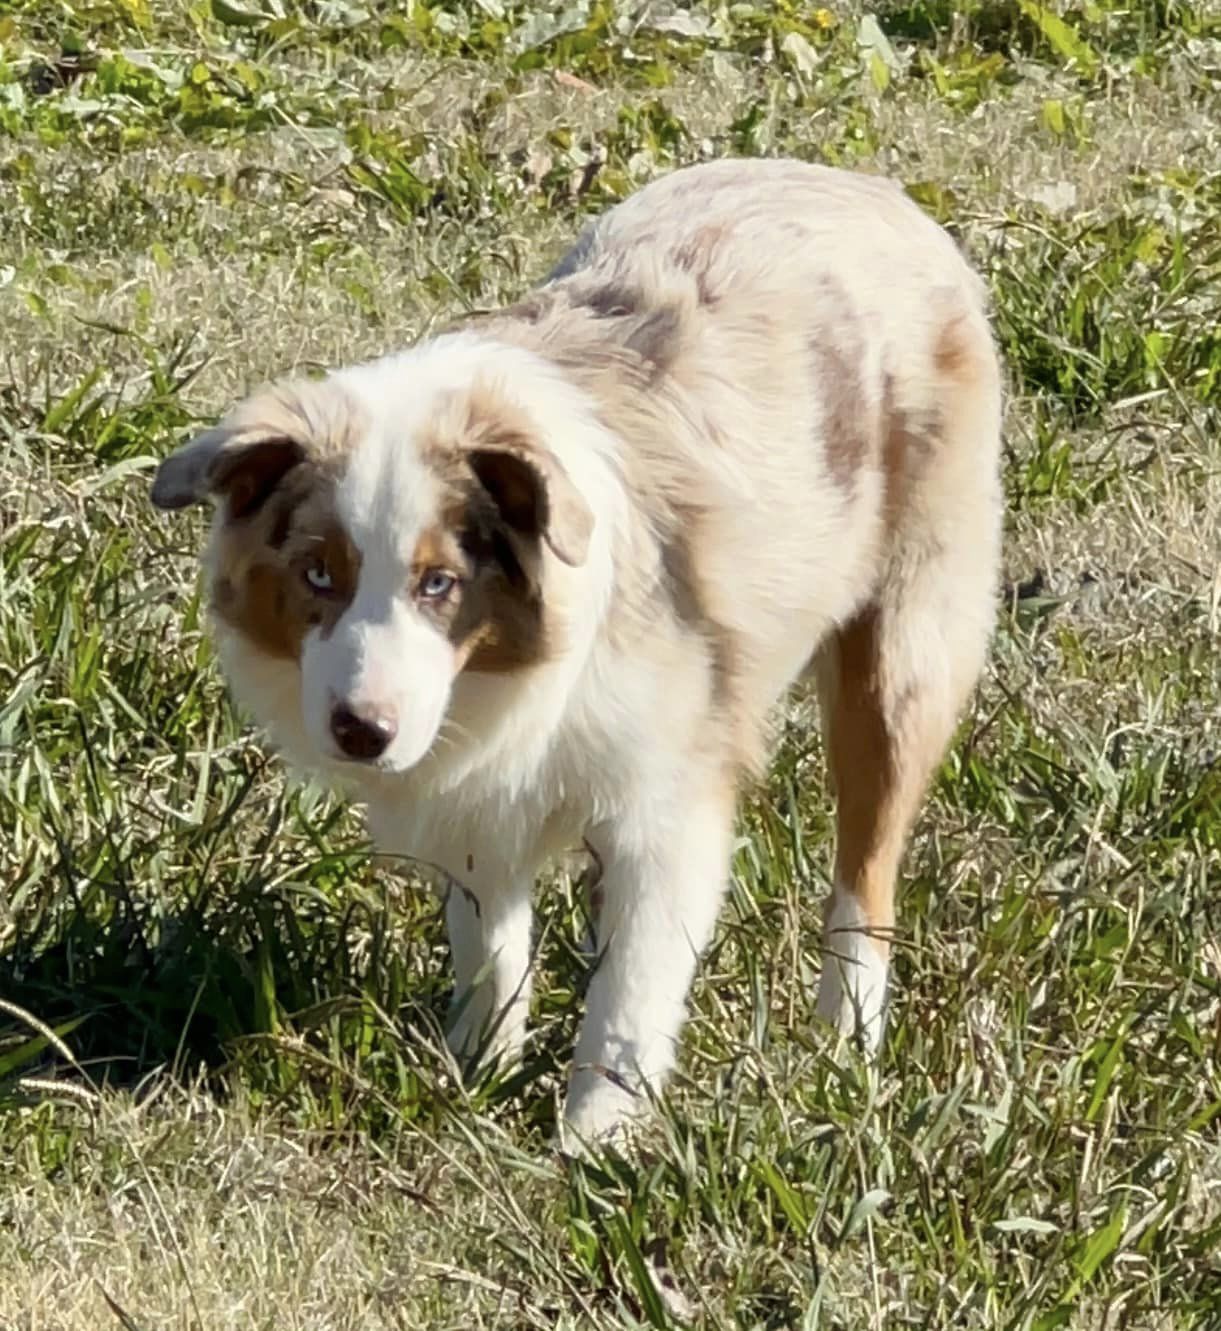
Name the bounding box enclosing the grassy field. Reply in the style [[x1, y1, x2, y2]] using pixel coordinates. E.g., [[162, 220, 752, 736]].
[[1, 1, 1219, 1327]]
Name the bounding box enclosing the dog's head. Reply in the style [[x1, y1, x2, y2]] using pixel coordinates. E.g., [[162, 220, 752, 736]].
[[151, 350, 594, 774]]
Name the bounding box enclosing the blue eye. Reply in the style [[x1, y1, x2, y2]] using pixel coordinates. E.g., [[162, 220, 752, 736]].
[[305, 562, 333, 593], [419, 569, 456, 600]]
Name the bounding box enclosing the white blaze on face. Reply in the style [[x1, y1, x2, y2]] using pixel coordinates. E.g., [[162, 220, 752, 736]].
[[299, 417, 458, 773]]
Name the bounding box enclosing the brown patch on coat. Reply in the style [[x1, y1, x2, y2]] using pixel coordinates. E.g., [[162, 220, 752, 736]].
[[651, 514, 767, 778], [499, 272, 685, 385], [211, 464, 361, 661], [658, 523, 736, 709], [619, 303, 682, 376], [818, 600, 960, 948], [566, 279, 683, 378], [810, 280, 874, 494], [498, 292, 550, 326], [880, 374, 940, 536], [933, 310, 976, 380], [578, 282, 638, 318], [670, 224, 726, 306]]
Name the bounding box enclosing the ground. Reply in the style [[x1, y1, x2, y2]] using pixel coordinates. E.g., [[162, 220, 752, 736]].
[[0, 2, 1219, 1328]]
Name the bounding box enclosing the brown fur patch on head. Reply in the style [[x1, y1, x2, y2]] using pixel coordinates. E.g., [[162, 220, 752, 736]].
[[202, 380, 366, 662], [211, 463, 361, 660], [153, 377, 366, 514], [409, 390, 573, 675], [421, 378, 594, 568], [451, 542, 547, 673], [403, 489, 548, 676], [212, 397, 553, 679], [410, 524, 464, 579]]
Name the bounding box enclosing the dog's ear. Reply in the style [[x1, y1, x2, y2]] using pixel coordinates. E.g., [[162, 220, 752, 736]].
[[151, 425, 306, 518], [468, 440, 593, 568], [154, 379, 359, 517]]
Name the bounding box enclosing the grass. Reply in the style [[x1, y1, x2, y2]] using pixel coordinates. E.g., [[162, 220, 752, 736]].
[[1, 0, 1219, 1326]]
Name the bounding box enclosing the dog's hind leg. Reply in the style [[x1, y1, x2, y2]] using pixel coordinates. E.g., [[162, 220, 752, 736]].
[[815, 330, 1002, 1053], [813, 605, 945, 1051]]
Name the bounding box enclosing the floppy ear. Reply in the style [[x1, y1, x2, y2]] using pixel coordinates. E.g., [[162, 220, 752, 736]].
[[468, 441, 593, 568], [150, 427, 305, 518]]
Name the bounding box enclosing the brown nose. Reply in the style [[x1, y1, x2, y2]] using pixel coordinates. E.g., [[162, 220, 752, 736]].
[[330, 702, 397, 761]]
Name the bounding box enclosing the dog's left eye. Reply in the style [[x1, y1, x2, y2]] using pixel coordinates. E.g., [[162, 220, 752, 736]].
[[418, 569, 456, 600], [305, 561, 333, 593]]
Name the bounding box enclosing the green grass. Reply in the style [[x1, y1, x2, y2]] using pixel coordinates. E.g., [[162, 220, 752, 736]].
[[2, 0, 1220, 1326]]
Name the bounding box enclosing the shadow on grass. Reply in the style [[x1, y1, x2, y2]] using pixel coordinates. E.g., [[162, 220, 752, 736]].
[[0, 812, 587, 1137], [1, 816, 453, 1121]]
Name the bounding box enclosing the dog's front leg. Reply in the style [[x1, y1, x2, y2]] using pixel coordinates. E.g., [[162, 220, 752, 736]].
[[563, 777, 736, 1143], [444, 860, 534, 1071]]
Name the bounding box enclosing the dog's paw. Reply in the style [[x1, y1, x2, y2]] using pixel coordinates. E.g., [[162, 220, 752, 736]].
[[558, 1065, 649, 1155], [815, 895, 890, 1056]]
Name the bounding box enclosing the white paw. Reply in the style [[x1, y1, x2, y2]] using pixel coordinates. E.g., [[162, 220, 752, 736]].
[[559, 1065, 648, 1153], [815, 893, 890, 1055]]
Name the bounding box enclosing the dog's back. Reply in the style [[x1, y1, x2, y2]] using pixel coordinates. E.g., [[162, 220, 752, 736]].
[[482, 159, 1002, 775]]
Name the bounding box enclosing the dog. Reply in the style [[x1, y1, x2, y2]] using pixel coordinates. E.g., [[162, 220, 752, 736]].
[[150, 158, 1003, 1144]]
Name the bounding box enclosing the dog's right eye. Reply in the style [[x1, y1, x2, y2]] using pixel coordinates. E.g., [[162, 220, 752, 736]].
[[304, 561, 333, 593]]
